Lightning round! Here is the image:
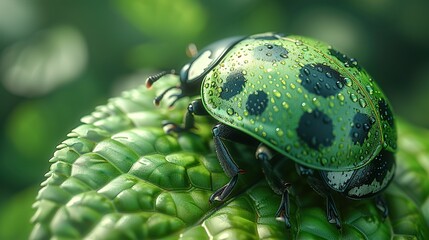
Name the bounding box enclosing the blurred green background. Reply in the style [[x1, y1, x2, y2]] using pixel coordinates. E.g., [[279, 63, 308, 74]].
[[1, 0, 429, 238]]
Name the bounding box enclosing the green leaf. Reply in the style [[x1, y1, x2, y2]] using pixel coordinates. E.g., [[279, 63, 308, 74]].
[[31, 76, 429, 239]]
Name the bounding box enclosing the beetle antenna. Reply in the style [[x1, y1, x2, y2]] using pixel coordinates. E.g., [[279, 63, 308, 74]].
[[153, 85, 180, 106], [146, 70, 176, 88]]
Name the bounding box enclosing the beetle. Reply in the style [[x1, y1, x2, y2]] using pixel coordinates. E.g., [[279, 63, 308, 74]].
[[146, 32, 397, 229]]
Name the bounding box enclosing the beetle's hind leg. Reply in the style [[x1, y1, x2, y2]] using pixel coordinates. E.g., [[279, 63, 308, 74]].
[[297, 165, 342, 229], [326, 194, 341, 228], [375, 195, 389, 219], [256, 144, 292, 228], [162, 98, 207, 134]]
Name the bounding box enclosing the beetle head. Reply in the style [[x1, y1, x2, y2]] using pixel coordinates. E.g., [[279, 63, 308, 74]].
[[146, 35, 245, 107]]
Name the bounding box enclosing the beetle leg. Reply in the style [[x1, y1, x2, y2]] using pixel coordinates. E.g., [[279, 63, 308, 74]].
[[209, 175, 239, 203], [209, 123, 246, 203], [326, 194, 341, 229], [256, 144, 292, 228], [299, 168, 342, 229], [375, 195, 388, 219], [163, 99, 208, 134], [275, 188, 292, 229]]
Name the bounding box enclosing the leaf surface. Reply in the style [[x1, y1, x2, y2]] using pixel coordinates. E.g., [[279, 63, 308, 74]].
[[31, 76, 429, 239]]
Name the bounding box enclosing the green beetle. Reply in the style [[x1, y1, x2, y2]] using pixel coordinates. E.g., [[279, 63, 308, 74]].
[[147, 32, 397, 229]]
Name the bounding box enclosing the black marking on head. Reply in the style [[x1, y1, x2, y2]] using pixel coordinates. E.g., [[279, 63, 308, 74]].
[[220, 71, 247, 100], [378, 99, 394, 127], [329, 48, 361, 70], [254, 44, 288, 61], [299, 63, 346, 97], [296, 109, 335, 149], [245, 90, 269, 116], [350, 113, 374, 145]]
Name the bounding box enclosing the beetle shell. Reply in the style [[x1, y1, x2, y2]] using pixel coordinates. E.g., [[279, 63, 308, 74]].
[[201, 32, 397, 171]]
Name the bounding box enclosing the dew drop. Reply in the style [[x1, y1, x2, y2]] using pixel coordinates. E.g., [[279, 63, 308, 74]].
[[325, 72, 332, 78], [365, 85, 374, 94], [227, 108, 235, 116], [301, 102, 311, 112], [276, 128, 284, 137], [273, 89, 282, 98], [325, 83, 331, 90], [344, 77, 352, 87], [312, 97, 321, 107], [321, 158, 328, 165], [359, 98, 367, 108], [303, 68, 310, 75], [337, 93, 345, 101], [282, 101, 289, 109], [363, 123, 370, 131], [273, 106, 279, 112], [350, 58, 358, 66], [350, 93, 358, 102]]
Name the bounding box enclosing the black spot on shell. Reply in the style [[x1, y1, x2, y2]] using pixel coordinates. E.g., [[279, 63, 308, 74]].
[[297, 109, 335, 149], [378, 99, 394, 127], [329, 48, 361, 70], [220, 71, 247, 100], [254, 44, 288, 61], [299, 63, 346, 97], [350, 113, 374, 145], [245, 90, 268, 116]]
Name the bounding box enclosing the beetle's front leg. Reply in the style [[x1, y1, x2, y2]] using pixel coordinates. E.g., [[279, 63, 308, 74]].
[[209, 123, 246, 203], [163, 98, 207, 133]]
